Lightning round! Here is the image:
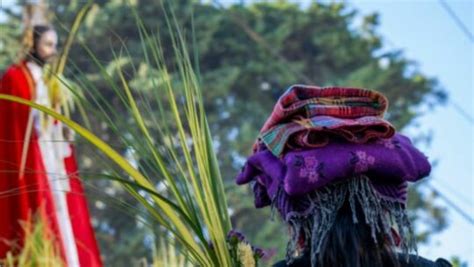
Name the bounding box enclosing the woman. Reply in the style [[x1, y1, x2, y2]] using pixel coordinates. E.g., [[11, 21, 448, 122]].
[[236, 85, 452, 267]]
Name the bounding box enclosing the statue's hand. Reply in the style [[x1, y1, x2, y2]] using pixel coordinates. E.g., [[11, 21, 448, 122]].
[[63, 125, 75, 142]]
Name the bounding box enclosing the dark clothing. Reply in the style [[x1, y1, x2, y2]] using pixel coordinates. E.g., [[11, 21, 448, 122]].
[[272, 254, 452, 267]]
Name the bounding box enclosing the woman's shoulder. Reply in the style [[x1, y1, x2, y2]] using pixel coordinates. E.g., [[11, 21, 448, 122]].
[[272, 255, 311, 267], [401, 254, 452, 267], [271, 254, 452, 267]]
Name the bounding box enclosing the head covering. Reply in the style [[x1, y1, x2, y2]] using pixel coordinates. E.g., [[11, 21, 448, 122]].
[[256, 84, 395, 156], [236, 85, 431, 265]]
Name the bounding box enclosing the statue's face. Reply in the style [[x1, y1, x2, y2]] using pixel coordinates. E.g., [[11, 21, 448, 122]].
[[35, 30, 58, 64]]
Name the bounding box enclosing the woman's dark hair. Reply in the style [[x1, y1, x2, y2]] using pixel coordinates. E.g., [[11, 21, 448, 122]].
[[315, 198, 401, 267], [283, 177, 415, 267]]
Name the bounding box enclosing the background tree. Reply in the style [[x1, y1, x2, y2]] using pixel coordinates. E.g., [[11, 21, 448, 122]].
[[0, 0, 448, 265]]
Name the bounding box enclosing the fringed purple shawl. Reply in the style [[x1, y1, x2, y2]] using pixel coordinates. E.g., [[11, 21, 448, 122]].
[[238, 133, 431, 218]]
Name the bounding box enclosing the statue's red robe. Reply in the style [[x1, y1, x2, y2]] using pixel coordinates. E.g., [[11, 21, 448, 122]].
[[0, 61, 102, 266]]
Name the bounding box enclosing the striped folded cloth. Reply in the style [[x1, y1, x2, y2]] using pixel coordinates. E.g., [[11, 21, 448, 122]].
[[256, 85, 395, 156]]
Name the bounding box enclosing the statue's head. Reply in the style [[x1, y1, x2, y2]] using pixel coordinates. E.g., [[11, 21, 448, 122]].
[[27, 25, 57, 66]]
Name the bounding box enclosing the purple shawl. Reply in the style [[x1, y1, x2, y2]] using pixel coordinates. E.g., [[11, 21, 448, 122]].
[[237, 133, 431, 219]]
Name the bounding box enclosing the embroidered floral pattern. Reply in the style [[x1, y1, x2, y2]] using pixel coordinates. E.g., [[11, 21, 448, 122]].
[[297, 156, 325, 183], [376, 138, 401, 149], [294, 155, 304, 167], [351, 151, 375, 173]]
